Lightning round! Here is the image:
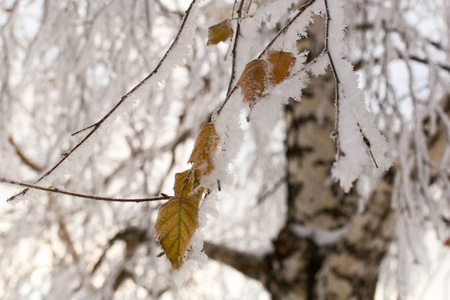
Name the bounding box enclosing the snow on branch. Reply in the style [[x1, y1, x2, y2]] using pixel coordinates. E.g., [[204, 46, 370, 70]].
[[6, 0, 201, 203], [324, 0, 392, 192]]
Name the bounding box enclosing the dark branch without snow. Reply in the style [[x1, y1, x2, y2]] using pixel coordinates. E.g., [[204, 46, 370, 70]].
[[1, 178, 172, 203]]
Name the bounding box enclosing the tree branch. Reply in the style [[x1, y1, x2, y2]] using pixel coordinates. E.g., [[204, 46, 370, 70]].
[[1, 178, 172, 203], [324, 0, 344, 157], [8, 135, 44, 172], [203, 241, 267, 281], [7, 0, 199, 203], [226, 0, 246, 97]]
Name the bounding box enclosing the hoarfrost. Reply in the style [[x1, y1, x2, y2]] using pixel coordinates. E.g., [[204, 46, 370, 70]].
[[326, 0, 392, 191]]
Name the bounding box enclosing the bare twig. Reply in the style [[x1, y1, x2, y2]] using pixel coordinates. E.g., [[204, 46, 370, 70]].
[[231, 0, 238, 19], [71, 123, 97, 136], [8, 0, 199, 203], [246, 0, 253, 15], [1, 178, 172, 203], [8, 135, 44, 172], [257, 175, 287, 204]]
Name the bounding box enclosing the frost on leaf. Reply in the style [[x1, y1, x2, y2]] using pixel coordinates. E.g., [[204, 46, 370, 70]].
[[156, 123, 220, 270], [207, 20, 234, 46], [154, 196, 200, 270], [155, 171, 203, 270], [173, 169, 204, 199], [237, 51, 295, 106], [188, 123, 220, 176], [237, 59, 269, 105], [267, 51, 296, 85]]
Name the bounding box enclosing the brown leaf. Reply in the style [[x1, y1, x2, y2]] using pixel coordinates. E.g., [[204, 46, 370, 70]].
[[188, 123, 220, 176], [154, 196, 200, 270], [237, 59, 269, 104], [444, 238, 450, 247], [267, 51, 296, 85], [237, 51, 295, 106], [207, 20, 234, 46]]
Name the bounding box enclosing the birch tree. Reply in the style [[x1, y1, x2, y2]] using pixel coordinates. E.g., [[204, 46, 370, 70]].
[[0, 0, 449, 299]]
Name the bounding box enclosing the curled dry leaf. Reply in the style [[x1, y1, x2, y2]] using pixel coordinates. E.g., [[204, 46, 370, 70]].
[[267, 51, 296, 85], [207, 20, 234, 46], [237, 51, 295, 106], [237, 59, 269, 105], [188, 123, 220, 176]]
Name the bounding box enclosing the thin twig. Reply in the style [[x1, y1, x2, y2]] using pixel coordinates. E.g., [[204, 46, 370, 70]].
[[8, 135, 44, 172], [1, 178, 171, 203], [357, 122, 378, 168], [226, 0, 246, 97], [246, 0, 253, 15], [324, 0, 344, 157], [257, 175, 286, 204], [71, 123, 97, 136], [231, 0, 237, 19], [258, 0, 317, 59], [8, 0, 199, 203]]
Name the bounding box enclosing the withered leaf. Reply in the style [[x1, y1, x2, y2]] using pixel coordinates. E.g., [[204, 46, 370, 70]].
[[154, 196, 200, 270], [237, 59, 269, 104], [188, 123, 220, 176], [237, 51, 295, 106], [444, 238, 450, 247], [207, 20, 234, 46], [267, 51, 296, 85], [173, 169, 204, 200]]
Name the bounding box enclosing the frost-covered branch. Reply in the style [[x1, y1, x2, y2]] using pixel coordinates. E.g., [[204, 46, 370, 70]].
[[257, 0, 317, 59], [7, 0, 200, 203], [324, 0, 391, 192], [226, 0, 246, 96]]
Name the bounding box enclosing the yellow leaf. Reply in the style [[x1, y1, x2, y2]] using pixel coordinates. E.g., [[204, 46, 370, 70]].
[[207, 20, 234, 46], [267, 51, 296, 85], [237, 59, 269, 104], [173, 169, 204, 200], [155, 196, 200, 270], [188, 123, 220, 176]]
